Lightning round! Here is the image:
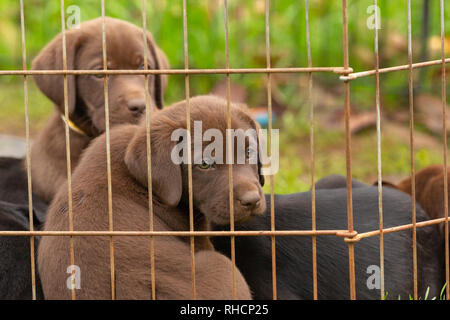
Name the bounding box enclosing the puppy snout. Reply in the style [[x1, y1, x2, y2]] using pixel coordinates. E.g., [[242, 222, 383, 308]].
[[238, 191, 261, 210], [127, 98, 146, 115]]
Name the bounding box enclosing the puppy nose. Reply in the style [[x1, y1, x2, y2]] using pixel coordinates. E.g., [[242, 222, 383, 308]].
[[127, 98, 146, 115], [238, 191, 261, 210]]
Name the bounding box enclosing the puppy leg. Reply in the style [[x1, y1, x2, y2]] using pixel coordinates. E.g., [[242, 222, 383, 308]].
[[154, 250, 252, 300], [194, 250, 252, 300]]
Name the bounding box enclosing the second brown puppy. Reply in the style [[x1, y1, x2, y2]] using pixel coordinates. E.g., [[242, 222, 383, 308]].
[[31, 17, 169, 203], [38, 95, 266, 299], [381, 165, 449, 236]]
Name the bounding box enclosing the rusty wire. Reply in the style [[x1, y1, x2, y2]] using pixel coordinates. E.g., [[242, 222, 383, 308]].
[[305, 0, 317, 301], [182, 0, 197, 300], [59, 0, 76, 301], [341, 0, 356, 300], [223, 0, 238, 300], [407, 0, 419, 300], [0, 67, 351, 76], [265, 0, 277, 301], [373, 0, 385, 300], [6, 0, 450, 301], [141, 0, 156, 300], [340, 58, 450, 81], [100, 0, 116, 300], [19, 0, 36, 301], [440, 0, 450, 300]]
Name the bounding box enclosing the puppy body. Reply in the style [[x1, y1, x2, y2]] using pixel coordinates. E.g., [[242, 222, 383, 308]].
[[390, 165, 447, 223], [30, 17, 169, 203], [212, 186, 444, 300], [39, 96, 265, 299], [29, 114, 91, 203], [0, 158, 47, 299]]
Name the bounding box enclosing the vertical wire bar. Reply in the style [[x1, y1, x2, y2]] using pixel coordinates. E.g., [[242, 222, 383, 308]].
[[440, 0, 449, 300], [141, 0, 156, 300], [265, 0, 277, 301], [223, 0, 237, 299], [407, 0, 418, 300], [373, 0, 385, 300], [182, 0, 197, 300], [342, 0, 356, 300], [100, 0, 116, 300], [19, 0, 36, 300], [305, 0, 317, 300], [59, 0, 76, 300]]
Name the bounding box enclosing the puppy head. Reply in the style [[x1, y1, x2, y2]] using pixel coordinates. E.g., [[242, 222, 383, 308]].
[[124, 95, 266, 225], [32, 17, 169, 136]]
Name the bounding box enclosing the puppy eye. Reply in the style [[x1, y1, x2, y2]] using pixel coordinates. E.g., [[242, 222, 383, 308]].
[[92, 67, 104, 78], [139, 64, 146, 70], [198, 159, 214, 170], [246, 148, 253, 159]]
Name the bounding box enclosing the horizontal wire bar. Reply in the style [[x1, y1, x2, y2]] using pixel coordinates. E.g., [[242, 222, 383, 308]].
[[0, 230, 355, 237], [341, 57, 450, 81], [1, 215, 449, 238], [0, 67, 352, 76], [0, 213, 446, 240], [346, 216, 450, 242]]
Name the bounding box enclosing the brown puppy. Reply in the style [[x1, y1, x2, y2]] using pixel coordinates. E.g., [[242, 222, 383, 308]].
[[38, 95, 266, 299], [380, 165, 448, 235], [30, 17, 169, 203]]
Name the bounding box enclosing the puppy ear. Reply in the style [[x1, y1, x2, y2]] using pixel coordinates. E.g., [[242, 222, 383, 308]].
[[125, 123, 182, 207], [236, 102, 265, 187], [257, 131, 265, 187], [32, 30, 83, 115], [147, 33, 169, 110], [251, 116, 265, 187]]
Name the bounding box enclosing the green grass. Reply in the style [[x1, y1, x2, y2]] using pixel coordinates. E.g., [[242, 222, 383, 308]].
[[0, 77, 52, 136], [261, 105, 444, 194], [382, 283, 447, 300]]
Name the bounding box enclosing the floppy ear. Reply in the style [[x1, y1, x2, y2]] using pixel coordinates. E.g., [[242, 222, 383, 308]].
[[252, 118, 265, 187], [147, 33, 169, 110], [125, 123, 182, 207], [32, 30, 83, 115], [257, 130, 265, 187], [234, 102, 265, 186]]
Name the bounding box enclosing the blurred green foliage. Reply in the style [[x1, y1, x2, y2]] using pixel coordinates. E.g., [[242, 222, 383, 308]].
[[0, 0, 449, 193]]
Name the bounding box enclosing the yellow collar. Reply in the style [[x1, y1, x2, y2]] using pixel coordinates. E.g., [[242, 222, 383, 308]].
[[60, 115, 87, 137]]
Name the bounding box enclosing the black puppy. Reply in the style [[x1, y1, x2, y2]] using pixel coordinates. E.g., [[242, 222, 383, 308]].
[[0, 200, 44, 299], [0, 157, 46, 299], [212, 184, 444, 300], [314, 174, 369, 190], [0, 157, 47, 211]]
